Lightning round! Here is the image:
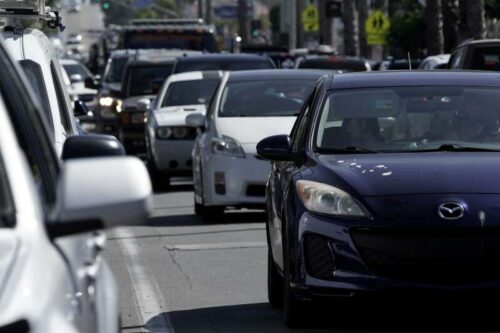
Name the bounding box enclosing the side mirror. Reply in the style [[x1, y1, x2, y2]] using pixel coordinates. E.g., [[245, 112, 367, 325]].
[[257, 135, 294, 161], [137, 98, 151, 112], [62, 134, 126, 160], [150, 78, 164, 95], [74, 100, 89, 117], [186, 113, 206, 129], [70, 74, 83, 84], [50, 157, 152, 237]]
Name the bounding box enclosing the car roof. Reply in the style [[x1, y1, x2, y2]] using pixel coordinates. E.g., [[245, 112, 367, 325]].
[[177, 53, 270, 63], [456, 38, 500, 48], [168, 71, 224, 83], [329, 71, 500, 90], [227, 69, 328, 82]]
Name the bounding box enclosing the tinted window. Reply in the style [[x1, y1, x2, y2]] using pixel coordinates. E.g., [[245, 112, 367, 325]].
[[161, 79, 219, 107], [219, 79, 315, 117], [123, 30, 218, 52], [63, 63, 92, 80], [51, 62, 73, 135], [126, 65, 173, 97], [175, 59, 274, 73], [105, 56, 128, 83], [316, 86, 500, 152], [471, 47, 500, 71], [19, 60, 54, 133]]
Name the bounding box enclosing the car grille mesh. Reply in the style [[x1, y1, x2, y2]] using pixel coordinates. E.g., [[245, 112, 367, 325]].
[[304, 234, 335, 280]]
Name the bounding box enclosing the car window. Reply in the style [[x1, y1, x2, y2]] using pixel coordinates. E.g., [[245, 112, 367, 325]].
[[161, 79, 220, 108], [105, 56, 129, 83], [126, 64, 173, 97], [0, 152, 14, 228], [19, 60, 54, 135], [449, 48, 465, 68], [470, 46, 500, 71], [291, 86, 318, 152], [62, 63, 91, 80], [219, 79, 315, 117], [51, 62, 73, 135], [175, 60, 274, 73], [316, 86, 500, 153]]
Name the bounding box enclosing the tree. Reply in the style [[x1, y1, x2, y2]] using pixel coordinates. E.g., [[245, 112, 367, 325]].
[[357, 0, 369, 57], [389, 0, 426, 57], [442, 0, 459, 52], [425, 0, 444, 55], [466, 0, 486, 38], [343, 0, 359, 56]]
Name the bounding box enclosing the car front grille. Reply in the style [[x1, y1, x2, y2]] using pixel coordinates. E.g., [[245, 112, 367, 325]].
[[351, 228, 500, 284], [304, 233, 335, 280]]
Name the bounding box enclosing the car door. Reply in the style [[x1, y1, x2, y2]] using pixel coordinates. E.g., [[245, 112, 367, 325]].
[[0, 44, 101, 333]]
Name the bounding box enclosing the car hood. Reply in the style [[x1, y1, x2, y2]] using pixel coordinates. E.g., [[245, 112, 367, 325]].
[[216, 117, 297, 145], [317, 152, 500, 196], [153, 105, 206, 127]]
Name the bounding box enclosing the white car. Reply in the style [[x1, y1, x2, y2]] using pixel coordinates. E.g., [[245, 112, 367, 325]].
[[146, 71, 223, 188], [3, 27, 79, 155], [418, 54, 451, 70], [60, 58, 98, 106], [0, 35, 152, 333], [189, 70, 324, 220]]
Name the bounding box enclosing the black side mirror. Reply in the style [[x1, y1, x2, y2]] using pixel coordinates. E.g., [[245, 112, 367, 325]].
[[85, 77, 101, 90], [62, 134, 126, 160], [257, 135, 294, 161], [150, 78, 164, 95], [74, 100, 89, 117]]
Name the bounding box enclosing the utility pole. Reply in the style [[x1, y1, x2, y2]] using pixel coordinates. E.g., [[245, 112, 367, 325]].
[[343, 0, 359, 56], [319, 0, 333, 45], [238, 0, 250, 43], [205, 0, 212, 24], [296, 0, 304, 48], [290, 0, 298, 49], [425, 0, 444, 55]]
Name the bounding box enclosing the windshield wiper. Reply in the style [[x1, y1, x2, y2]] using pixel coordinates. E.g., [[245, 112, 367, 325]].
[[319, 146, 380, 154], [423, 144, 500, 152]]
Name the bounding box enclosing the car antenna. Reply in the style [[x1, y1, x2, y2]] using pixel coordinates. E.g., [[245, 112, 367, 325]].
[[408, 52, 412, 70]]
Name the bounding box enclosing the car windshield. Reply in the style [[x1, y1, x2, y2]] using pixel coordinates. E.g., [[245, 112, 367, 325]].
[[316, 86, 500, 153], [106, 57, 129, 83], [161, 79, 220, 107], [63, 64, 91, 80], [219, 79, 315, 117], [175, 60, 274, 73], [126, 65, 173, 97]]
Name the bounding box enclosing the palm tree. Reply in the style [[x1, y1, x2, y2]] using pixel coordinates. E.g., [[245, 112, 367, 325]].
[[357, 0, 369, 57], [343, 0, 359, 56], [425, 0, 444, 55], [466, 0, 486, 38]]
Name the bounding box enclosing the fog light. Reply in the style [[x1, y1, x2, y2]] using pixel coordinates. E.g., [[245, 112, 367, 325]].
[[214, 172, 226, 195]]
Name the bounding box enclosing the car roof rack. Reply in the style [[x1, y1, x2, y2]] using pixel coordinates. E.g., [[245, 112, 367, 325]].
[[0, 0, 64, 31]]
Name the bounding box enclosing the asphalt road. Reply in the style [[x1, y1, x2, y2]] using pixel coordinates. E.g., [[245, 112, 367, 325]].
[[106, 181, 500, 333]]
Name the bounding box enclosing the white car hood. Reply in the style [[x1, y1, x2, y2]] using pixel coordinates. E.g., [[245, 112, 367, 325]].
[[153, 105, 206, 127], [216, 116, 297, 145]]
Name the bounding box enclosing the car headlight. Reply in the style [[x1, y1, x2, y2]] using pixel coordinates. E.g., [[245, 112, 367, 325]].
[[99, 96, 114, 107], [211, 136, 245, 158], [296, 180, 371, 218], [156, 127, 172, 139], [115, 100, 123, 113]]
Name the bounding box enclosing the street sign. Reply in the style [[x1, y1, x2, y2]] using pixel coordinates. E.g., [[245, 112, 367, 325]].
[[325, 0, 342, 18], [301, 4, 319, 33], [365, 10, 390, 46]]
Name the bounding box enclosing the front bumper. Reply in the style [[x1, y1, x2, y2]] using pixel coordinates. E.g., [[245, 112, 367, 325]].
[[291, 212, 500, 301], [202, 153, 270, 208], [152, 139, 194, 174]]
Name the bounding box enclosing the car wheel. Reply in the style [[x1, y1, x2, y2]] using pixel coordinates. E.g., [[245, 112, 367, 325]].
[[268, 248, 283, 308]]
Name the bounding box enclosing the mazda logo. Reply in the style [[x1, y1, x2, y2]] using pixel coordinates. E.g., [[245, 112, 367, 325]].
[[438, 202, 465, 220]]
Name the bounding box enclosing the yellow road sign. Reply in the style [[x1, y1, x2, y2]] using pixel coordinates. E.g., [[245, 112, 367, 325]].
[[365, 10, 390, 45], [302, 4, 319, 32]]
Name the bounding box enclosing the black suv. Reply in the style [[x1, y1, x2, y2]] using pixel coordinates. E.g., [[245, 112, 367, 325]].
[[448, 39, 500, 71]]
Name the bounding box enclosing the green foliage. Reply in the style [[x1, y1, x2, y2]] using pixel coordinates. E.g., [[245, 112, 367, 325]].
[[388, 0, 426, 57], [485, 0, 500, 18]]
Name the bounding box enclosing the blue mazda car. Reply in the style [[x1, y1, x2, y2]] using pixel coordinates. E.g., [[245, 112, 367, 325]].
[[257, 71, 500, 327]]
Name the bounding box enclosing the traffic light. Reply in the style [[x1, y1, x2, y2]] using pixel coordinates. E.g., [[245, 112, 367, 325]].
[[101, 0, 110, 11]]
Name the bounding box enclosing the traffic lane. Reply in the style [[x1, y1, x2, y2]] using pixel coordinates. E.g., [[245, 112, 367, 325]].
[[107, 186, 500, 333]]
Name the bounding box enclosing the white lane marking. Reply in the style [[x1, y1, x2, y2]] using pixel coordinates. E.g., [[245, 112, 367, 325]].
[[115, 228, 175, 333], [165, 241, 267, 251]]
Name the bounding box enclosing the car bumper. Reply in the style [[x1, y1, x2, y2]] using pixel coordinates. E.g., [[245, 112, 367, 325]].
[[152, 139, 194, 174], [291, 212, 500, 301], [202, 153, 270, 208]]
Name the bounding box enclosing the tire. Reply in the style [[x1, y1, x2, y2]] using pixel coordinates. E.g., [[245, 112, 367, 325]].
[[268, 248, 284, 308]]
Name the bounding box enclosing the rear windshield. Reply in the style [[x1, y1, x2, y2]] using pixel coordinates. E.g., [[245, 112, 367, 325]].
[[105, 56, 129, 83], [122, 30, 218, 52], [126, 65, 173, 97], [471, 47, 500, 71], [161, 79, 220, 107], [298, 58, 368, 72], [63, 64, 92, 80], [219, 79, 315, 117], [175, 59, 274, 73]]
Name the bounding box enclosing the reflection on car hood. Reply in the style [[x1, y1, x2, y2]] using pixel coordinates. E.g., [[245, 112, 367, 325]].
[[216, 117, 297, 144], [317, 152, 500, 196], [153, 104, 206, 127]]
